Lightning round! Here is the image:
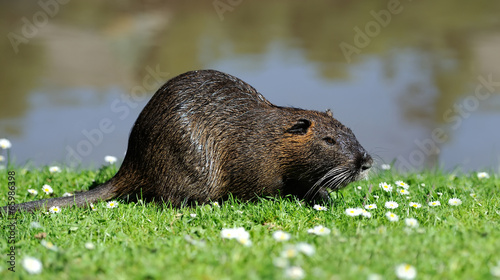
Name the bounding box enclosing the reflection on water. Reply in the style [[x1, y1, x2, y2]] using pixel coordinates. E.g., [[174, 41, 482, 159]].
[[1, 0, 499, 171]]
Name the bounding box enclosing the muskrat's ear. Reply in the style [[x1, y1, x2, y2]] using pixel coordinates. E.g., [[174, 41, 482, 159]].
[[286, 119, 311, 135], [326, 109, 333, 117]]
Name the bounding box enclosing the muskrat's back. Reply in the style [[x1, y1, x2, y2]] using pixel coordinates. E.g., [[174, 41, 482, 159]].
[[114, 71, 272, 203]]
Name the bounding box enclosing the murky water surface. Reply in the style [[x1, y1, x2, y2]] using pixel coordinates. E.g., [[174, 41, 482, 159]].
[[1, 1, 499, 172]]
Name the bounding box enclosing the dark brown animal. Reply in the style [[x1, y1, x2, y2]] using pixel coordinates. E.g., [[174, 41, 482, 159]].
[[3, 70, 372, 214]]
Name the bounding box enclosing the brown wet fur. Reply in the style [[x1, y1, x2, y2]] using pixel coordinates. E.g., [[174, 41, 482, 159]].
[[2, 70, 373, 214]]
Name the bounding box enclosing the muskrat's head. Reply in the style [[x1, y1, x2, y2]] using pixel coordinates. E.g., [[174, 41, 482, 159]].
[[281, 109, 373, 200]]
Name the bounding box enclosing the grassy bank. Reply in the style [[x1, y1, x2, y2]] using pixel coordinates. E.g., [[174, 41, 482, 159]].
[[0, 164, 499, 279]]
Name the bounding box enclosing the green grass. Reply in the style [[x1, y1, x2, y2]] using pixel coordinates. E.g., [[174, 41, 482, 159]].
[[0, 164, 499, 279]]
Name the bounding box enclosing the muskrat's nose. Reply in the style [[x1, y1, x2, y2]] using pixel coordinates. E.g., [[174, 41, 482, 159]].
[[361, 153, 373, 171]]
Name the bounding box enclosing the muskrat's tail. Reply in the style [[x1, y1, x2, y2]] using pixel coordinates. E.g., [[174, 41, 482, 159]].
[[1, 181, 117, 215]]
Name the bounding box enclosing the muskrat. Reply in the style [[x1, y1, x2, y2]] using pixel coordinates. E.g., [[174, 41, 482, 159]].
[[3, 70, 372, 214]]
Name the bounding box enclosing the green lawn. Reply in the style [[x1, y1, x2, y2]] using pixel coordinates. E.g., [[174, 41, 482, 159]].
[[1, 164, 499, 279]]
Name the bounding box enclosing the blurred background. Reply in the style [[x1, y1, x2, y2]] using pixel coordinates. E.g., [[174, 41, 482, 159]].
[[1, 0, 499, 172]]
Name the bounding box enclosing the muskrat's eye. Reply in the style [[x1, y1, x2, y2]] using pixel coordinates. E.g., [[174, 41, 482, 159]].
[[323, 137, 336, 146]]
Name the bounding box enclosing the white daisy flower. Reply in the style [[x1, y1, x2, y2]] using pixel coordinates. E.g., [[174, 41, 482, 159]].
[[477, 172, 490, 179], [0, 138, 12, 149], [28, 189, 38, 195], [237, 236, 252, 247], [307, 225, 331, 236], [221, 227, 250, 245], [296, 243, 315, 256], [62, 192, 73, 197], [395, 263, 417, 279], [49, 166, 61, 173], [41, 240, 58, 251], [448, 198, 462, 206], [404, 218, 419, 228], [212, 201, 220, 207], [398, 189, 410, 195], [22, 257, 42, 274], [284, 266, 305, 279], [379, 182, 393, 192], [361, 209, 372, 218], [106, 201, 118, 208], [313, 204, 327, 211], [364, 204, 377, 210], [385, 201, 399, 209], [381, 164, 391, 170], [395, 180, 409, 189], [85, 242, 95, 250], [345, 208, 362, 216], [220, 228, 239, 239], [386, 212, 399, 222], [190, 213, 197, 218], [273, 230, 291, 242], [49, 206, 61, 213], [281, 245, 299, 259], [90, 203, 97, 211], [42, 184, 53, 194], [104, 155, 117, 164], [428, 201, 441, 207], [409, 202, 421, 208]]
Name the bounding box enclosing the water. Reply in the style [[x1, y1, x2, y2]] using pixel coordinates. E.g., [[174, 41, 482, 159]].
[[1, 0, 499, 172]]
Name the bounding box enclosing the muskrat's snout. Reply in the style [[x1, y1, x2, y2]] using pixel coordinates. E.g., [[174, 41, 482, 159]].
[[356, 152, 373, 179], [360, 153, 373, 171]]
